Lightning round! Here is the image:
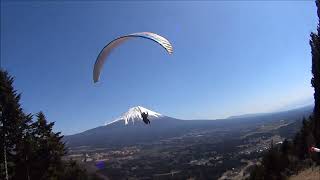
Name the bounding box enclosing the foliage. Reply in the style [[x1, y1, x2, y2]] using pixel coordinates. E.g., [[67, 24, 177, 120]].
[[0, 70, 101, 180], [310, 0, 320, 147]]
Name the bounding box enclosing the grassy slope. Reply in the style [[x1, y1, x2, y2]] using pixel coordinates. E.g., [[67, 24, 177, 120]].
[[289, 167, 320, 180]]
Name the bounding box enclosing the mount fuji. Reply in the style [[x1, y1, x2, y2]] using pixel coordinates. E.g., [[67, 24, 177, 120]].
[[64, 105, 312, 148], [106, 106, 163, 125], [64, 106, 190, 148]]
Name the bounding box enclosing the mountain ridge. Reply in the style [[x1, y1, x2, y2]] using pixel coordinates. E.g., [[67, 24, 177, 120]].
[[64, 105, 313, 148]]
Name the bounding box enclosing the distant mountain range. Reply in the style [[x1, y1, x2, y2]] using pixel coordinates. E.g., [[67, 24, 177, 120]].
[[227, 105, 313, 119], [64, 105, 313, 148]]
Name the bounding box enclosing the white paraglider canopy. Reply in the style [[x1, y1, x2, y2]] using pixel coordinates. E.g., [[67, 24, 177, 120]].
[[93, 32, 173, 83]]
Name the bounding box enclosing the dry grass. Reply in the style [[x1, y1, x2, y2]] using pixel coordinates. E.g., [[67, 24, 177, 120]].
[[289, 166, 320, 180]]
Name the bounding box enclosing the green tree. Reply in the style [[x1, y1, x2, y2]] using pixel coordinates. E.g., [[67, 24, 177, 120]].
[[248, 165, 265, 180], [293, 117, 314, 160], [28, 112, 66, 179], [0, 69, 103, 180], [60, 160, 89, 180], [13, 123, 36, 180], [280, 139, 291, 155], [0, 70, 32, 180], [310, 0, 320, 146]]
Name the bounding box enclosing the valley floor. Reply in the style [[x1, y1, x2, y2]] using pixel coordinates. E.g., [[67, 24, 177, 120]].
[[65, 108, 312, 179]]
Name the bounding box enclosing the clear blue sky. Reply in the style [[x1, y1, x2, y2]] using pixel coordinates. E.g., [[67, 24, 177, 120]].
[[1, 1, 317, 135]]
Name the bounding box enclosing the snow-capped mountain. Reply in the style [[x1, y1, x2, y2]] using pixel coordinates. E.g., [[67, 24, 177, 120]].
[[106, 106, 163, 125], [64, 106, 312, 148]]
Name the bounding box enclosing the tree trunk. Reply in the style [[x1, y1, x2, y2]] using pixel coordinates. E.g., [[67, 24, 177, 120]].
[[4, 140, 8, 180]]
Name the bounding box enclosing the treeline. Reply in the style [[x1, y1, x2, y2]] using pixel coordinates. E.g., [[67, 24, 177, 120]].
[[0, 70, 102, 180], [249, 0, 320, 179], [249, 118, 319, 180]]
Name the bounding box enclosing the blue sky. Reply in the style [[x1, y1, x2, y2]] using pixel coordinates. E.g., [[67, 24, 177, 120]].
[[1, 1, 317, 135]]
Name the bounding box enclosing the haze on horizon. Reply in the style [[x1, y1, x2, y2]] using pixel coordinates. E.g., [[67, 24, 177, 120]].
[[0, 1, 317, 135]]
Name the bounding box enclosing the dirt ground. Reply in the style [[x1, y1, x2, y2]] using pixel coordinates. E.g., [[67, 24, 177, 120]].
[[289, 166, 320, 180]]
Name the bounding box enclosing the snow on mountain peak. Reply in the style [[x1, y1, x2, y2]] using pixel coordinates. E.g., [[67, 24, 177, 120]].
[[105, 106, 163, 125]]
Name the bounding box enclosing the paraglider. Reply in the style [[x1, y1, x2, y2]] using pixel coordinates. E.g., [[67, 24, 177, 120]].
[[136, 106, 151, 125], [141, 111, 150, 125], [93, 32, 173, 83]]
